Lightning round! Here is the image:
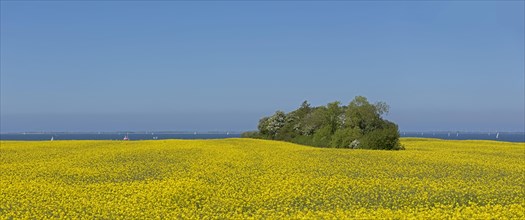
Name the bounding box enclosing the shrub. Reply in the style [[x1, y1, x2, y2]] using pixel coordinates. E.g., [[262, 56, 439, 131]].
[[360, 122, 403, 150], [312, 126, 332, 147], [330, 127, 361, 148], [241, 131, 262, 139]]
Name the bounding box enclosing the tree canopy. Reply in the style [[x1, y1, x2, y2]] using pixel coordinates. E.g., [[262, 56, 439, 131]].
[[242, 96, 403, 150]]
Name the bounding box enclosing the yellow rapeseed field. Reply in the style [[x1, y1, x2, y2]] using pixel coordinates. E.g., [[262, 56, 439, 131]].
[[1, 138, 524, 219]]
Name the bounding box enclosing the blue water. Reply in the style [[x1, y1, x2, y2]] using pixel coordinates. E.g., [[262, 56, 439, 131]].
[[1, 132, 523, 142], [400, 132, 524, 143], [0, 133, 241, 141]]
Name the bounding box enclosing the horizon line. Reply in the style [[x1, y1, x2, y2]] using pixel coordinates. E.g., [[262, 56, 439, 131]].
[[1, 130, 525, 134]]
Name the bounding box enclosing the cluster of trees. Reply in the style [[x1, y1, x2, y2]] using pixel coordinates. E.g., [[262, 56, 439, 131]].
[[242, 96, 403, 150]]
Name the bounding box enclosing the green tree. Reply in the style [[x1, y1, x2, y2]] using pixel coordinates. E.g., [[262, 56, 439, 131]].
[[274, 113, 298, 141], [301, 107, 326, 136], [267, 111, 286, 139], [312, 125, 332, 147], [257, 117, 271, 138], [330, 127, 361, 148], [360, 121, 402, 150], [346, 96, 388, 134], [245, 96, 402, 150], [325, 101, 343, 134]]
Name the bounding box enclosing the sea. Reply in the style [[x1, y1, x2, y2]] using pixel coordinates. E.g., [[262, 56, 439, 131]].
[[0, 132, 523, 142], [400, 132, 524, 143], [0, 133, 241, 141]]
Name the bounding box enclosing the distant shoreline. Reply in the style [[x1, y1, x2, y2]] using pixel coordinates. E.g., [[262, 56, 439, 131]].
[[1, 131, 523, 142], [0, 131, 243, 135], [1, 131, 523, 135]]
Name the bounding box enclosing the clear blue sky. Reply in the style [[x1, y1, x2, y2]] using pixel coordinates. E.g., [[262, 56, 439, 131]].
[[1, 1, 524, 132]]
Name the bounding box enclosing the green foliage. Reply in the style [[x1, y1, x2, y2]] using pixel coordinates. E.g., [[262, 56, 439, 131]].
[[360, 121, 403, 150], [267, 111, 287, 139], [291, 135, 314, 146], [240, 131, 262, 139], [330, 127, 361, 148], [257, 117, 271, 138], [346, 96, 386, 134], [301, 107, 327, 136], [325, 101, 343, 134], [242, 96, 402, 150], [275, 120, 297, 140], [312, 125, 333, 147]]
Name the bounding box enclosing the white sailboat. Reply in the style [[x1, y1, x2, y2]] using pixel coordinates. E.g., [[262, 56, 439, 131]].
[[496, 132, 499, 139], [50, 136, 54, 141], [123, 133, 129, 141]]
